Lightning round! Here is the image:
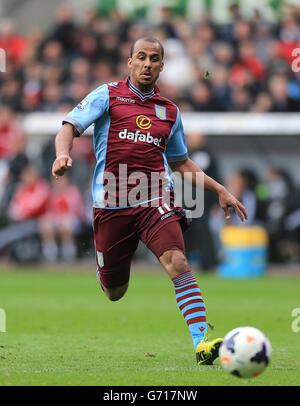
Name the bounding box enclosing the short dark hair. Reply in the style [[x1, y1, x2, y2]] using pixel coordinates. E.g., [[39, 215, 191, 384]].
[[130, 37, 164, 59]]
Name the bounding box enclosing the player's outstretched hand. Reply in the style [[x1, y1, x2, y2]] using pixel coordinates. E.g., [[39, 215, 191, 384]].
[[218, 186, 248, 222], [52, 155, 72, 179]]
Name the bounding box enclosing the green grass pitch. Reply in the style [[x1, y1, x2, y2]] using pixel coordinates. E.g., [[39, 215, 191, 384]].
[[0, 265, 299, 386]]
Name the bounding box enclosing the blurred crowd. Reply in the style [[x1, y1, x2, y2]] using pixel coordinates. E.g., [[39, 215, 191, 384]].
[[1, 2, 300, 266], [1, 3, 300, 113], [182, 133, 300, 270]]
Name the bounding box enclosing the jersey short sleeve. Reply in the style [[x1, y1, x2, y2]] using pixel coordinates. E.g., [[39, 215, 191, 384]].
[[63, 84, 109, 136], [165, 108, 188, 162]]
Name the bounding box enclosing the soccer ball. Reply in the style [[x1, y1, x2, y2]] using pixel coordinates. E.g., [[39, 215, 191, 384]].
[[219, 327, 272, 378]]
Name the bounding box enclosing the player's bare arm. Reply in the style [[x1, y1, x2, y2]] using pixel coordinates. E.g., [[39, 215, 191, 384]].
[[52, 123, 76, 179], [170, 158, 248, 222]]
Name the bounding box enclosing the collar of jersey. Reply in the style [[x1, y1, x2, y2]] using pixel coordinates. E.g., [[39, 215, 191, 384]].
[[127, 78, 156, 101]]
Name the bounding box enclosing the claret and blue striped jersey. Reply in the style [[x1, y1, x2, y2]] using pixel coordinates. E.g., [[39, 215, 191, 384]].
[[63, 78, 188, 208]]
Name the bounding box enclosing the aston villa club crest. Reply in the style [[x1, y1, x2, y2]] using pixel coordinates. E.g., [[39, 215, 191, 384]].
[[97, 251, 104, 268], [155, 105, 166, 120]]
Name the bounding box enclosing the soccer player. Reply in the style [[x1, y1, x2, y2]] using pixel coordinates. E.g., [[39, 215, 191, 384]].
[[52, 37, 248, 365]]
